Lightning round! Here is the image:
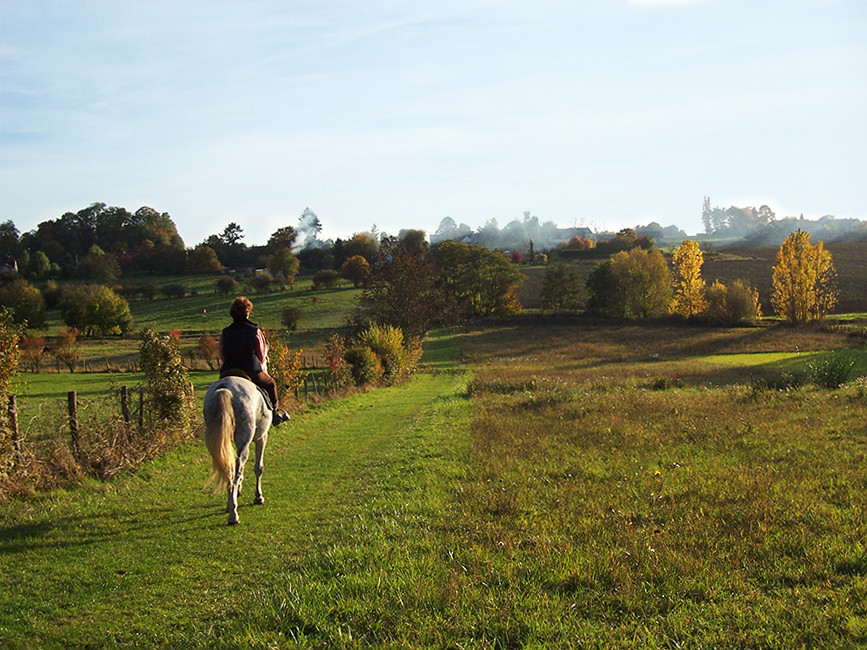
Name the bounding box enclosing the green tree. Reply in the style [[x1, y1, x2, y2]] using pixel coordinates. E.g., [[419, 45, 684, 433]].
[[431, 241, 522, 318], [0, 278, 46, 328], [267, 226, 297, 252], [59, 285, 135, 336], [79, 244, 120, 284], [187, 244, 223, 273], [397, 229, 428, 255], [587, 248, 672, 319], [27, 250, 53, 279], [540, 263, 583, 312], [771, 230, 838, 324], [267, 247, 300, 279], [670, 240, 708, 319]]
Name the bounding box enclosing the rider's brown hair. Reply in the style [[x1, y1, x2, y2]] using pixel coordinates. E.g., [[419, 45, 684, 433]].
[[229, 296, 253, 320]]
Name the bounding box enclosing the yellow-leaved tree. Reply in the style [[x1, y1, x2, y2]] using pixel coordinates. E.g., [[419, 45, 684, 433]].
[[771, 229, 838, 324], [670, 240, 708, 318]]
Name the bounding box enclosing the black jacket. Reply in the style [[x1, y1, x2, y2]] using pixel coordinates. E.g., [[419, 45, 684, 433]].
[[220, 317, 263, 374]]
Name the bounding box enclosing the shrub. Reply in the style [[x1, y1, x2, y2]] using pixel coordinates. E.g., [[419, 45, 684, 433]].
[[358, 323, 419, 386], [19, 333, 49, 373], [139, 282, 160, 301], [344, 345, 383, 386], [139, 329, 193, 426], [215, 276, 238, 295], [806, 352, 855, 389], [312, 269, 341, 290], [248, 274, 275, 293], [323, 334, 351, 391], [704, 279, 762, 325], [267, 335, 307, 400], [281, 306, 302, 331], [50, 327, 81, 372], [197, 333, 219, 370], [161, 283, 186, 299]]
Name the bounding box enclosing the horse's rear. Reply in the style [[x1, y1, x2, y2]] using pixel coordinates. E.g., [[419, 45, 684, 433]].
[[203, 377, 272, 525]]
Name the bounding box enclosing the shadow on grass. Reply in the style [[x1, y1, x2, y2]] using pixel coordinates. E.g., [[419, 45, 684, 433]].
[[0, 501, 224, 554]]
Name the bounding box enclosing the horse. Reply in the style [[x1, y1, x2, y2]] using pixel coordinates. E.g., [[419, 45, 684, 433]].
[[203, 348, 274, 525]]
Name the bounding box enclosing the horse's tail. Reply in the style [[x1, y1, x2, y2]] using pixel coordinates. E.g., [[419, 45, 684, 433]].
[[204, 388, 236, 494]]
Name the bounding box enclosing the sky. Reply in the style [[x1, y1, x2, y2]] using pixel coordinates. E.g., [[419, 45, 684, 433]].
[[1, 0, 865, 248]]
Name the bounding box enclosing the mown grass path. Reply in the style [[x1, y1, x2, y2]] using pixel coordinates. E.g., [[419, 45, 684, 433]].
[[0, 371, 471, 648]]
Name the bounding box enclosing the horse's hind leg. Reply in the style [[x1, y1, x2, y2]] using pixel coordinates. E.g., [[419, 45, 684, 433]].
[[253, 435, 267, 505], [226, 446, 250, 525]]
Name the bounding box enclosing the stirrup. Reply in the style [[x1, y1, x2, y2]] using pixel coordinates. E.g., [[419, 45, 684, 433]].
[[272, 409, 290, 425]]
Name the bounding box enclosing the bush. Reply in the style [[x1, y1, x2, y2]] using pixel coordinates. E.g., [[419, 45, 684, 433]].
[[281, 306, 302, 331], [215, 276, 238, 295], [312, 269, 341, 291], [161, 283, 186, 299], [704, 279, 762, 325], [358, 323, 419, 386], [267, 334, 307, 400], [806, 352, 855, 389], [139, 329, 193, 426], [248, 275, 276, 294], [344, 345, 383, 386], [323, 334, 351, 391]]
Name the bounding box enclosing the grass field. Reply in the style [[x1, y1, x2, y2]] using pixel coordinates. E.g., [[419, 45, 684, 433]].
[[1, 318, 865, 648]]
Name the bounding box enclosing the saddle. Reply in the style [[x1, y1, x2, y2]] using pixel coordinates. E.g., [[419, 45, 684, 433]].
[[219, 369, 274, 410]]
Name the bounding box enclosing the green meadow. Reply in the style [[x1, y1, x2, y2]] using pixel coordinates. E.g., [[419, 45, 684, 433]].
[[1, 314, 866, 648]]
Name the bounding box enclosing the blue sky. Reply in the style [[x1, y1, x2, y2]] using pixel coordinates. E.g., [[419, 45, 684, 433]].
[[1, 0, 865, 247]]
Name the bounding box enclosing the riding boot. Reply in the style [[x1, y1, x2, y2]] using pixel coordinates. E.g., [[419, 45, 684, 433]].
[[272, 408, 290, 425]]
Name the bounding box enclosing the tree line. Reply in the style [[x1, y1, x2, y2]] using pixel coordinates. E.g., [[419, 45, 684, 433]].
[[541, 230, 838, 326]]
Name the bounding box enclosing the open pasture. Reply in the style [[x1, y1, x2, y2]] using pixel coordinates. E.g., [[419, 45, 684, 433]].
[[1, 319, 865, 647]]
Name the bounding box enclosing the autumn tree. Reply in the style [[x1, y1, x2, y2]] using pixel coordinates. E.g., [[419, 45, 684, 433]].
[[197, 333, 219, 370], [341, 255, 371, 288], [19, 333, 49, 372], [51, 327, 81, 372], [704, 279, 762, 325], [354, 239, 445, 340], [670, 240, 708, 319], [771, 230, 838, 324]]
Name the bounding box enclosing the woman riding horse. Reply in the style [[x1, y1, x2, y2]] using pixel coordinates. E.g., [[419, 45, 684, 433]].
[[219, 296, 290, 425]]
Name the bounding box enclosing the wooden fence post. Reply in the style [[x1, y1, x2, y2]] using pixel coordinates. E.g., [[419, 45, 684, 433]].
[[68, 390, 80, 456], [138, 388, 145, 430], [8, 395, 21, 458], [120, 386, 131, 423]]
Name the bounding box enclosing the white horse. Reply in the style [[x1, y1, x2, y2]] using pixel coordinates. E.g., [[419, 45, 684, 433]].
[[203, 364, 274, 525]]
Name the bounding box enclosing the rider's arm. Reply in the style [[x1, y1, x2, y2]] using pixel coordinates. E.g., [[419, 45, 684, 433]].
[[255, 329, 267, 364]]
